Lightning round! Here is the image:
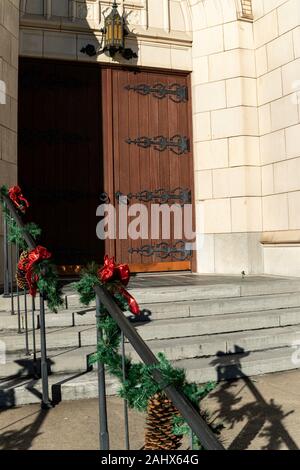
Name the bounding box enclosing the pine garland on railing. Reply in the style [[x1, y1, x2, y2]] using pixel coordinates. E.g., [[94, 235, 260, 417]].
[[0, 185, 63, 312], [1, 185, 41, 249], [74, 256, 222, 449]]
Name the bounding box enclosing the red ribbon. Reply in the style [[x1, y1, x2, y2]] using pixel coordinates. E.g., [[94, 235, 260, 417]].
[[18, 246, 52, 297], [116, 286, 140, 316], [98, 255, 140, 315], [8, 186, 29, 213], [98, 255, 130, 286]]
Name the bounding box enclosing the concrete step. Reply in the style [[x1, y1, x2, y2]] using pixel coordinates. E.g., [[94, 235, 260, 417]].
[[1, 325, 96, 353], [130, 325, 300, 361], [1, 346, 298, 407], [2, 324, 300, 380], [64, 278, 300, 306], [3, 276, 297, 312], [177, 347, 300, 383], [136, 308, 300, 341], [0, 346, 96, 379], [0, 370, 119, 408], [0, 294, 72, 313], [184, 292, 300, 317], [2, 291, 300, 334], [2, 305, 300, 355], [0, 308, 96, 331]]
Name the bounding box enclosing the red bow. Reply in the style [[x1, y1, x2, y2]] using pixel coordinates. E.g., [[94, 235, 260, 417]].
[[18, 246, 52, 297], [98, 256, 140, 315], [8, 186, 29, 213], [98, 255, 130, 286]]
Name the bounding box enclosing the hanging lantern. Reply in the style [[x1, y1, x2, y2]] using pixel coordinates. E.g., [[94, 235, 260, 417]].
[[81, 1, 137, 61], [104, 1, 124, 53]]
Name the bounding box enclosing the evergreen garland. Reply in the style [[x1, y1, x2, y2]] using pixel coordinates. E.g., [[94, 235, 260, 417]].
[[0, 185, 63, 312], [1, 186, 41, 249], [7, 219, 42, 249], [74, 267, 222, 448], [33, 260, 63, 312]]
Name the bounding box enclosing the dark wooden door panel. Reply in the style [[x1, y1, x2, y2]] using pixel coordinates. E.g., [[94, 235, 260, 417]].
[[111, 69, 193, 272], [18, 59, 104, 266], [18, 61, 193, 273]]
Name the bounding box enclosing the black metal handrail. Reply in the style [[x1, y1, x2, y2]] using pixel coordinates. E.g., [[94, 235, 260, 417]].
[[1, 193, 51, 408], [94, 284, 225, 451], [2, 193, 36, 249]]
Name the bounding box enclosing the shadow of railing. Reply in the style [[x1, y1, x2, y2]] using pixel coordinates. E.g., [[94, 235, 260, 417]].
[[209, 346, 298, 450], [0, 407, 50, 450]]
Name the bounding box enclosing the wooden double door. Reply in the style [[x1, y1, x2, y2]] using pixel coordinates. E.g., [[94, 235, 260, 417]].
[[18, 59, 194, 273]]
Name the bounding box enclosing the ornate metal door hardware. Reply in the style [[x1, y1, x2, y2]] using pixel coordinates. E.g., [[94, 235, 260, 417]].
[[128, 241, 192, 261], [115, 188, 191, 206], [125, 83, 188, 103], [126, 135, 189, 155]]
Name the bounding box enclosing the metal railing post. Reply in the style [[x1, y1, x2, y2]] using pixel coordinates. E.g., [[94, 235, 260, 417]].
[[24, 288, 30, 356], [3, 203, 10, 297], [39, 294, 51, 409], [96, 294, 110, 450], [121, 331, 130, 450], [16, 242, 21, 332], [32, 296, 37, 375], [1, 194, 52, 410], [94, 285, 225, 451], [9, 240, 15, 315]]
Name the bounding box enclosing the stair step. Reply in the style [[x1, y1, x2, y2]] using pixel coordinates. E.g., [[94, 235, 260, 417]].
[[1, 276, 300, 408], [1, 325, 96, 353], [0, 346, 96, 379], [1, 324, 300, 380], [135, 308, 300, 341], [2, 306, 300, 355], [65, 278, 300, 306], [152, 292, 300, 318], [0, 371, 118, 408], [176, 347, 299, 383], [130, 325, 300, 361], [0, 308, 96, 331], [1, 276, 300, 314], [2, 293, 300, 334]]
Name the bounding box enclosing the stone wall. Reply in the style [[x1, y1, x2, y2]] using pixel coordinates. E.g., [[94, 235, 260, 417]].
[[189, 0, 263, 274], [16, 1, 265, 275], [7, 0, 300, 276], [253, 0, 300, 275], [0, 0, 19, 284]]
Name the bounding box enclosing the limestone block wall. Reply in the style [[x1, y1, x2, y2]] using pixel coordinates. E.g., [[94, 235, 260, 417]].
[[0, 0, 19, 284], [17, 0, 265, 275], [253, 0, 300, 275], [11, 0, 300, 276]]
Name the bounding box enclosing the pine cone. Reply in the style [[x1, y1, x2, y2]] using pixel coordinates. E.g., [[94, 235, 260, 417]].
[[144, 392, 183, 450], [16, 250, 29, 290]]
